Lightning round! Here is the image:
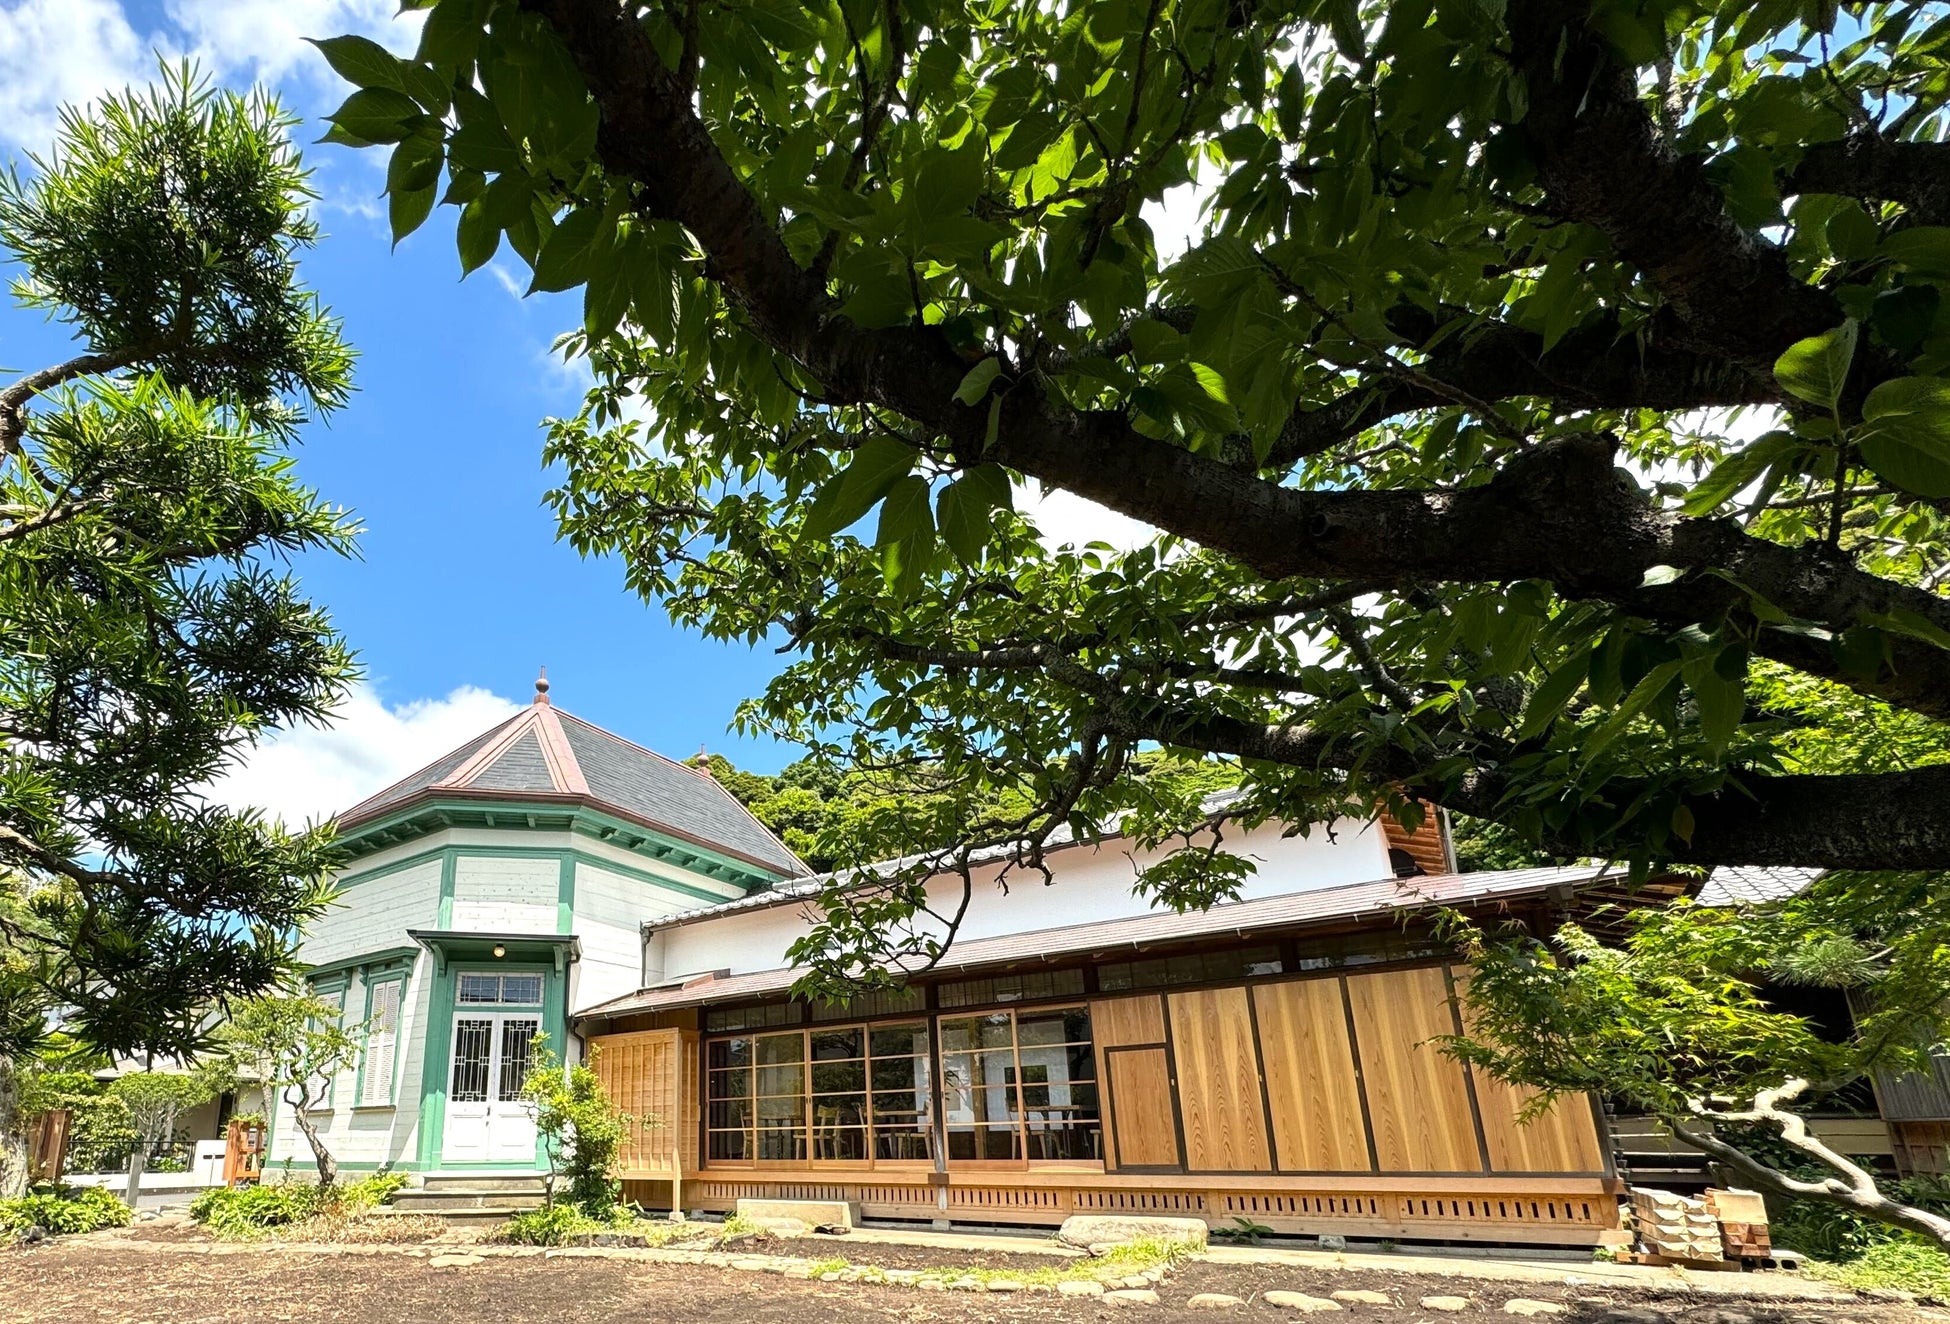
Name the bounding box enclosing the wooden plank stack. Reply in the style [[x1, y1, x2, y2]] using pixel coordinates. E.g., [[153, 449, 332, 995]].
[[1623, 1187, 1733, 1265], [1705, 1188, 1773, 1262]]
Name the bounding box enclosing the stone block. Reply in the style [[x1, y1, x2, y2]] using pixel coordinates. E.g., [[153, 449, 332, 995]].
[[1106, 1289, 1161, 1306], [1332, 1290, 1392, 1305], [1264, 1291, 1342, 1312], [1056, 1215, 1209, 1253], [734, 1198, 856, 1232], [1420, 1296, 1472, 1312], [1187, 1293, 1245, 1309]]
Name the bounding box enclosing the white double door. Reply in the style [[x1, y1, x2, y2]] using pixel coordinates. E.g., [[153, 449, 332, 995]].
[[442, 1011, 541, 1164]]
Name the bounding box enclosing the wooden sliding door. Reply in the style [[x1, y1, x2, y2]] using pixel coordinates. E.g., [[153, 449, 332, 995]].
[[1251, 978, 1371, 1171], [1344, 966, 1484, 1173], [1166, 987, 1272, 1172], [1092, 995, 1183, 1171]]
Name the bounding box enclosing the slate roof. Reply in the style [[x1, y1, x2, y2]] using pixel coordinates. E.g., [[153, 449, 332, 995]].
[[1695, 865, 1825, 907], [578, 863, 1617, 1021], [337, 679, 804, 877]]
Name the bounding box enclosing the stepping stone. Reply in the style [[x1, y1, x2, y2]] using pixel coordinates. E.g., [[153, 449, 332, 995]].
[[1332, 1291, 1392, 1305], [428, 1253, 482, 1268], [1106, 1289, 1161, 1306], [949, 1276, 981, 1290], [1188, 1293, 1245, 1309], [1504, 1302, 1566, 1317], [1264, 1292, 1343, 1312], [916, 1280, 945, 1292], [986, 1279, 1024, 1292], [1420, 1297, 1471, 1313], [1058, 1280, 1106, 1297], [730, 1258, 771, 1271]]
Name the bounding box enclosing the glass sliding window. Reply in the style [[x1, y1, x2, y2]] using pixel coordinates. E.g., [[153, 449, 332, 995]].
[[706, 1037, 754, 1161], [940, 1007, 1099, 1166], [868, 1022, 932, 1162], [703, 1020, 936, 1168], [754, 1032, 807, 1161]]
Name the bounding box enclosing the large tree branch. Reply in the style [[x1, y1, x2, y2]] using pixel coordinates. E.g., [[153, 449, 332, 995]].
[[858, 632, 1950, 869], [1504, 0, 1842, 375], [1787, 135, 1950, 227], [527, 0, 1950, 723]]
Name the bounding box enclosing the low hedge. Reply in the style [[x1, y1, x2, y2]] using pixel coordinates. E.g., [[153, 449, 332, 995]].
[[190, 1172, 407, 1238]]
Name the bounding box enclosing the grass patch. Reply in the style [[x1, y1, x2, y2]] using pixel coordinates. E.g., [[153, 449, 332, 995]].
[[797, 1233, 1194, 1290], [1805, 1238, 1950, 1303]]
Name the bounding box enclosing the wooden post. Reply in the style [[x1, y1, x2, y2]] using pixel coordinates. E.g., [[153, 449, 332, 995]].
[[27, 1109, 70, 1184], [221, 1117, 265, 1187]]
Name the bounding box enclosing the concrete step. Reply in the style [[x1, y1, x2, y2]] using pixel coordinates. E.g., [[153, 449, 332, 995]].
[[391, 1187, 548, 1212], [369, 1204, 533, 1228], [416, 1173, 550, 1194]]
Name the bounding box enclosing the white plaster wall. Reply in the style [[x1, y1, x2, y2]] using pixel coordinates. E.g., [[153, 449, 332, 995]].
[[570, 864, 694, 1013], [450, 854, 558, 932], [648, 816, 1395, 982], [268, 961, 430, 1170], [301, 859, 442, 968]]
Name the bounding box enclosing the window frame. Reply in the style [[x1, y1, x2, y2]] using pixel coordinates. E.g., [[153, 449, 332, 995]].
[[937, 1003, 1102, 1172], [303, 979, 348, 1112], [703, 1018, 937, 1172]]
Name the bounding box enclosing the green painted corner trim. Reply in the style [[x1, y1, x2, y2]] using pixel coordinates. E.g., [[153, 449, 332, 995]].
[[437, 848, 458, 927], [415, 958, 457, 1169], [557, 853, 576, 935]]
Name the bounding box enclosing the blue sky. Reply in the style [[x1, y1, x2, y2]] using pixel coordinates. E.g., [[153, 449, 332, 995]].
[[0, 0, 1156, 824], [0, 0, 812, 819]]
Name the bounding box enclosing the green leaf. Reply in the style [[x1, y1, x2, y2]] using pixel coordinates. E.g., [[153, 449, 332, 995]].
[[1670, 804, 1696, 845], [1857, 376, 1950, 497], [802, 436, 918, 538], [1881, 227, 1950, 278], [386, 135, 443, 197], [936, 469, 1007, 564], [953, 357, 1003, 406], [876, 475, 934, 548], [309, 35, 407, 93], [456, 197, 500, 274], [389, 184, 436, 246], [1773, 320, 1857, 409], [528, 204, 608, 294], [1685, 647, 1747, 754], [323, 87, 422, 145], [418, 0, 485, 68], [1581, 659, 1684, 762], [1519, 647, 1593, 739], [1679, 430, 1803, 515]]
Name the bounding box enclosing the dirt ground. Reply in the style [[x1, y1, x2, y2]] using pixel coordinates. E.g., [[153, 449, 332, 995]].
[[2, 1235, 1940, 1324]]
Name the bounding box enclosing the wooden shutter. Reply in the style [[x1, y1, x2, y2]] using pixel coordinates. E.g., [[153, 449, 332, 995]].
[[1344, 965, 1483, 1172], [1252, 977, 1373, 1172], [1167, 987, 1273, 1172], [361, 982, 401, 1107]]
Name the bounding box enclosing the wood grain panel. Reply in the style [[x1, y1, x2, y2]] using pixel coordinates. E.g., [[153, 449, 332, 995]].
[[1167, 987, 1272, 1172], [1345, 966, 1484, 1173], [1092, 995, 1167, 1047], [1106, 1047, 1182, 1169], [1253, 979, 1372, 1172], [1450, 972, 1605, 1174]]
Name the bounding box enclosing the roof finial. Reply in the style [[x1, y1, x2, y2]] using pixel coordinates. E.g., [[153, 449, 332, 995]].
[[534, 666, 551, 706]]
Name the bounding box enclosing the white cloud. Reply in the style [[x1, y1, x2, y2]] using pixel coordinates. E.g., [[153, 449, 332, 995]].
[[206, 682, 522, 827], [164, 0, 421, 90], [0, 0, 150, 151]]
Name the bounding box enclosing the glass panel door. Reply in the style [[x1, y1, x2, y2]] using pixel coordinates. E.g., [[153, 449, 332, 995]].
[[451, 1019, 493, 1102]]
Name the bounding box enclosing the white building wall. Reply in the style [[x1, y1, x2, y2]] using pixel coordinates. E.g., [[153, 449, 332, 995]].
[[450, 854, 558, 932], [302, 858, 442, 967], [569, 864, 687, 1014], [647, 816, 1396, 983]]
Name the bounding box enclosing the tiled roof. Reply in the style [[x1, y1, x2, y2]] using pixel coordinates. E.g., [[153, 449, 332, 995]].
[[577, 863, 1615, 1020], [337, 684, 804, 877], [1695, 865, 1825, 907]]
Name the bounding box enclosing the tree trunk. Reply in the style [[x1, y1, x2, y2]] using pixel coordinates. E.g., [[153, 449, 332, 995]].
[[1670, 1079, 1950, 1253], [0, 1054, 29, 1199], [284, 1087, 336, 1188]]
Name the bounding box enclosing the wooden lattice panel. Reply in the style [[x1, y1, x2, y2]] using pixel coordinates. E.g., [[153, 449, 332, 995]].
[[590, 1028, 685, 1177]]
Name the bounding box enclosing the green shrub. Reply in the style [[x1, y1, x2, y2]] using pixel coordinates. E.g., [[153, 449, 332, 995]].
[[501, 1203, 638, 1246], [1769, 1176, 1950, 1260], [1808, 1237, 1950, 1303], [0, 1184, 135, 1236], [189, 1172, 407, 1239]]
